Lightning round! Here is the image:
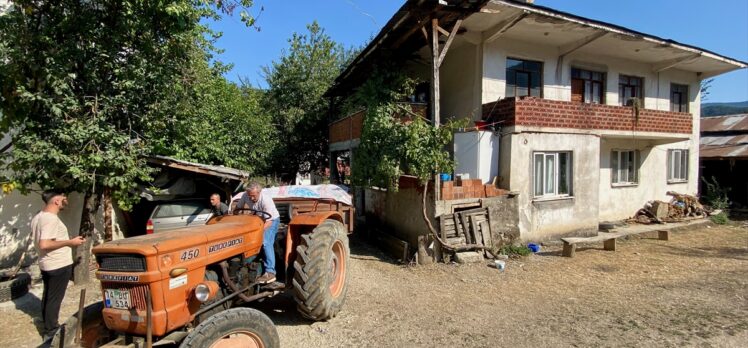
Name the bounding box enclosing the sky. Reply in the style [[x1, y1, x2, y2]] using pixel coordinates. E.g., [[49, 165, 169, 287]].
[[209, 0, 748, 103]]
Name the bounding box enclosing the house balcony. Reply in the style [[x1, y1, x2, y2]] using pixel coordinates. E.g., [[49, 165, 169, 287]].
[[481, 97, 692, 138], [329, 103, 428, 152]]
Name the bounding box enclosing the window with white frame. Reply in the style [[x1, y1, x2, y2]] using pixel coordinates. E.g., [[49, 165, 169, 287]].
[[667, 149, 689, 182], [533, 151, 572, 198], [611, 150, 640, 185]]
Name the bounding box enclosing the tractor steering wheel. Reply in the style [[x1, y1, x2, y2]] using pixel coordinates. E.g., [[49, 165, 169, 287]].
[[233, 208, 272, 221]]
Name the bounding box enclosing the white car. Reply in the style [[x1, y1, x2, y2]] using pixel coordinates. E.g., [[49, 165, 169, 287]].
[[146, 199, 212, 233]]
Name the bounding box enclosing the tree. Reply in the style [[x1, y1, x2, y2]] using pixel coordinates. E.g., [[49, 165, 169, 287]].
[[148, 47, 276, 173], [700, 78, 713, 103], [262, 22, 353, 181], [349, 66, 457, 190], [0, 0, 257, 283]]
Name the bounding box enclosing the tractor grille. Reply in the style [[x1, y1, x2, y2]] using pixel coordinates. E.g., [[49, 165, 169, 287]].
[[101, 282, 150, 311], [96, 254, 146, 272]]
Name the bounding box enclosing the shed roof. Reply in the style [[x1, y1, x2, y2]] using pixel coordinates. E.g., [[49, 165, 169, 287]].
[[146, 155, 249, 181], [699, 115, 748, 159], [701, 114, 748, 133]]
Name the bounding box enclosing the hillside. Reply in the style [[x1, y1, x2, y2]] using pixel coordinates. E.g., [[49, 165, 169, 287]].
[[702, 101, 748, 117]]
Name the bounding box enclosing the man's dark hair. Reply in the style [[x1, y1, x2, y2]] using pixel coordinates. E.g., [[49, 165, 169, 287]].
[[42, 190, 65, 204]]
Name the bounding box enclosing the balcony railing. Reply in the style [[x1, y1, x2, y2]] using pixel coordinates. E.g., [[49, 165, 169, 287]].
[[482, 97, 692, 134], [329, 103, 429, 144]]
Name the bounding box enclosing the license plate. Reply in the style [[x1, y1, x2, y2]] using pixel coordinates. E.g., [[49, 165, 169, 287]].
[[105, 289, 131, 309]]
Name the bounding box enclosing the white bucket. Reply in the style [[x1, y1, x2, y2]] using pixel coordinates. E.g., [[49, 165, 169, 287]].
[[494, 260, 506, 271]]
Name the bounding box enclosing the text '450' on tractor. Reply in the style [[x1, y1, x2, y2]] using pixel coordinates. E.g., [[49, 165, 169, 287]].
[[52, 198, 352, 348]]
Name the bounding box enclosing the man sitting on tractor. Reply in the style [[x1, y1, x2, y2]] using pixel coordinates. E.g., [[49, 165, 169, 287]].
[[233, 182, 280, 284]]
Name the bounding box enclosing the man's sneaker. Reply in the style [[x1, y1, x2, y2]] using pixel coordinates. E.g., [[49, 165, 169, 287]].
[[256, 272, 276, 284]]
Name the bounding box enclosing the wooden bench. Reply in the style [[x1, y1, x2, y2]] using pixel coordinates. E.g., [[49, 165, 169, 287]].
[[561, 229, 671, 257]]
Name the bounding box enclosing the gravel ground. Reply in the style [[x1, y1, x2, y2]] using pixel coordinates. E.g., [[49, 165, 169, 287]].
[[1, 223, 746, 348]]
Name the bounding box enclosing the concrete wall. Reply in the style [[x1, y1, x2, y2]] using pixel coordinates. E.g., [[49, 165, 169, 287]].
[[440, 42, 480, 121], [503, 131, 600, 241], [363, 187, 435, 247], [598, 138, 697, 222], [481, 37, 702, 115]]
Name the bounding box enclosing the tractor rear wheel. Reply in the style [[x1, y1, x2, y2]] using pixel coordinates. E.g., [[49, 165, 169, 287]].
[[180, 307, 279, 348], [50, 302, 115, 348], [292, 219, 349, 321]]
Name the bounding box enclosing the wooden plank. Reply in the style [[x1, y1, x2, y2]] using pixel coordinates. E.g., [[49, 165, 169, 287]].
[[480, 221, 493, 252], [470, 215, 483, 247], [457, 212, 472, 244], [562, 233, 621, 245], [446, 236, 466, 245], [375, 232, 409, 263]]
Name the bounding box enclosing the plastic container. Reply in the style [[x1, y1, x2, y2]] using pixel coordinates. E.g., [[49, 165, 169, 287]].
[[474, 120, 489, 130], [494, 260, 506, 271], [527, 243, 541, 253], [440, 173, 452, 181]]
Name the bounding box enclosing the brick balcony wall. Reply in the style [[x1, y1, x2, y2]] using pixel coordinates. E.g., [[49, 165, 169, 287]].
[[482, 97, 692, 134]]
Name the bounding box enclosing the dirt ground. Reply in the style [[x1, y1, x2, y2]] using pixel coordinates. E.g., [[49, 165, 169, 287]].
[[1, 222, 746, 348]]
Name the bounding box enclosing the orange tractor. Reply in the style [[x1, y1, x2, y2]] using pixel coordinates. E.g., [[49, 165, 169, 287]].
[[52, 200, 351, 348]]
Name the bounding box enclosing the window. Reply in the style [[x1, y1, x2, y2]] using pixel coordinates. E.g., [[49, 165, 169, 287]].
[[611, 150, 640, 185], [571, 68, 605, 104], [506, 58, 542, 98], [618, 75, 644, 106], [533, 151, 572, 198], [667, 149, 689, 182], [670, 83, 689, 112]]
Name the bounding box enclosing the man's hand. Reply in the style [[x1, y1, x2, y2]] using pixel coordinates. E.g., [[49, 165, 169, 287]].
[[39, 236, 86, 251], [68, 236, 85, 247]]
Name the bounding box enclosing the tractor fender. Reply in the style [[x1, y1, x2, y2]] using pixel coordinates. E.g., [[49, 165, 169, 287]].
[[288, 211, 343, 227], [284, 211, 344, 279]]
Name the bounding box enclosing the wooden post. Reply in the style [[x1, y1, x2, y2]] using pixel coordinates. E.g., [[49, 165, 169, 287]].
[[146, 291, 153, 348], [603, 238, 617, 251], [431, 18, 442, 202], [658, 230, 670, 241], [562, 242, 576, 257], [75, 289, 86, 344]]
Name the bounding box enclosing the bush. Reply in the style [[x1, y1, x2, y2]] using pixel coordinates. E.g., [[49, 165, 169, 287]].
[[701, 176, 731, 210], [499, 245, 532, 257], [710, 212, 729, 225]]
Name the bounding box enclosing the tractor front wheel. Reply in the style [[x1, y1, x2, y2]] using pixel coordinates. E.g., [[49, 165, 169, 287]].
[[292, 219, 350, 321], [180, 307, 279, 348]]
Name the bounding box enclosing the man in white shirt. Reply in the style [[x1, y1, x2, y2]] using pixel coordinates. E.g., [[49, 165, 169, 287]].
[[233, 182, 280, 284], [31, 190, 85, 340]]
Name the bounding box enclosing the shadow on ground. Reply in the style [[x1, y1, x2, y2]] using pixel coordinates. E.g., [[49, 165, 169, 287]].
[[253, 233, 397, 327]]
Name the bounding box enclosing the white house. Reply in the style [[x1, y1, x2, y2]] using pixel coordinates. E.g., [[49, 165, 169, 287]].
[[327, 0, 746, 243]]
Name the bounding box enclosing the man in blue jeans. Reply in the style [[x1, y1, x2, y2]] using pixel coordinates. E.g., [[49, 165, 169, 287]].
[[233, 182, 280, 284]]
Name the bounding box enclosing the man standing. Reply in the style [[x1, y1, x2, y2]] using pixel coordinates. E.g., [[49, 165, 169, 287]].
[[233, 182, 279, 284], [209, 193, 229, 216], [31, 190, 85, 340]]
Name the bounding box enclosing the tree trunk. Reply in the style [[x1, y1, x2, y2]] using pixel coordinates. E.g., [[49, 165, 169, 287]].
[[103, 187, 113, 242], [74, 189, 101, 285]]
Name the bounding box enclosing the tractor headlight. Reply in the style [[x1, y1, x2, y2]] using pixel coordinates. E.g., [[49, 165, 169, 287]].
[[195, 283, 211, 302]]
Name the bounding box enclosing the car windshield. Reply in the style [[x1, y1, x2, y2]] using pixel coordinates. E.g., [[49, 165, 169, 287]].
[[154, 202, 211, 218]]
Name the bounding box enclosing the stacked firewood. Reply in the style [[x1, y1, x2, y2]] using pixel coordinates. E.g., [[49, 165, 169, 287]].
[[630, 191, 706, 224]]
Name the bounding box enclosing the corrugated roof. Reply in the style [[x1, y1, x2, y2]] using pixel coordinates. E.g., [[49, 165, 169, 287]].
[[146, 155, 249, 181], [700, 144, 748, 159], [700, 114, 748, 133]]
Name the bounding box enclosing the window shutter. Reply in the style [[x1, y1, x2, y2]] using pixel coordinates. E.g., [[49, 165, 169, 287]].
[[611, 150, 619, 183]]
